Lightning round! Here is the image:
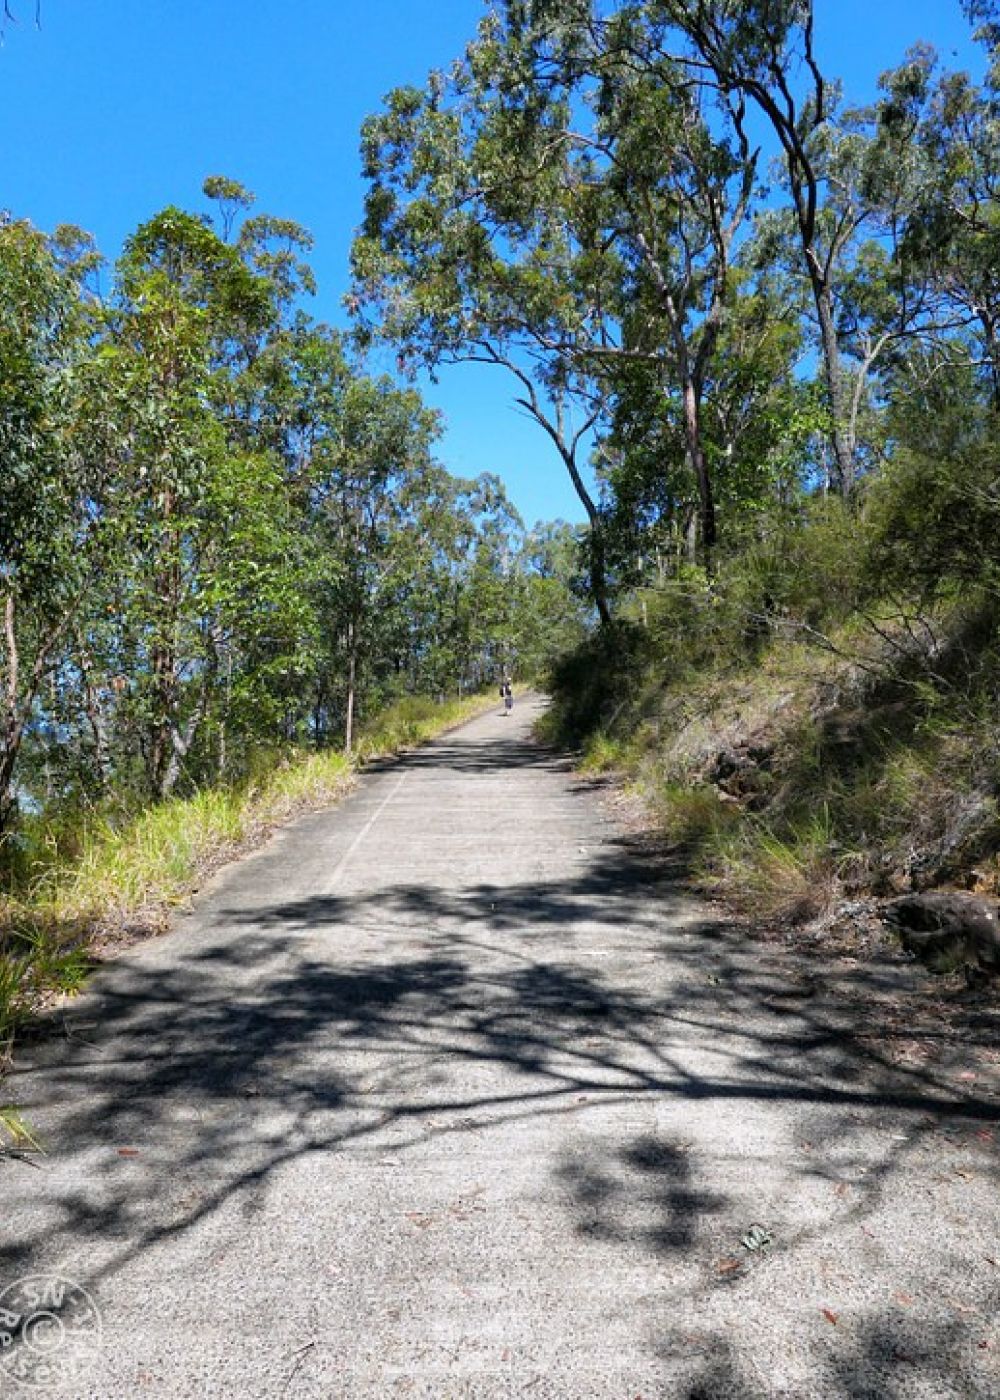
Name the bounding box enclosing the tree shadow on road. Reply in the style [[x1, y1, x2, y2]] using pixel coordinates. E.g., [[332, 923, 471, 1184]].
[[4, 832, 1000, 1393]]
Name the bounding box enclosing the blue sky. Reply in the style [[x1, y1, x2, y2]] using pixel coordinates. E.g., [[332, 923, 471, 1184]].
[[0, 0, 985, 527]]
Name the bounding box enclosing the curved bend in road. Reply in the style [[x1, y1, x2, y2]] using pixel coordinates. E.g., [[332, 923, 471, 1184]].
[[4, 697, 1000, 1397]]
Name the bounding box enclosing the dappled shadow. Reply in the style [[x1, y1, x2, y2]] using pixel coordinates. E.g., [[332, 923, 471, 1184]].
[[363, 726, 570, 777], [557, 1133, 728, 1254], [4, 721, 1000, 1391], [246, 832, 673, 942]]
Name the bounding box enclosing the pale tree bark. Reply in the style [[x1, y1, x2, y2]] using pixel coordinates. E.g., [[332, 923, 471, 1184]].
[[75, 633, 112, 792], [344, 618, 358, 756], [0, 586, 79, 833]]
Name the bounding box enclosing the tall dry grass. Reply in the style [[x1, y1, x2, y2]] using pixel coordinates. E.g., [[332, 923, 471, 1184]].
[[0, 689, 495, 1101]]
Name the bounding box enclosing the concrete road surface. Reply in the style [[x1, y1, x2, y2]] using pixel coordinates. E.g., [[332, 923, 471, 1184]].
[[3, 696, 1000, 1397]]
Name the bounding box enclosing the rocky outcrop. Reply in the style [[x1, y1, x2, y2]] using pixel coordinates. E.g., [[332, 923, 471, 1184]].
[[706, 738, 775, 803], [880, 891, 1000, 982], [907, 794, 1000, 890]]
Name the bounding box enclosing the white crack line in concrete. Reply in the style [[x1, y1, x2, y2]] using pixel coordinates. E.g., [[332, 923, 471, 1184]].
[[323, 771, 408, 894]]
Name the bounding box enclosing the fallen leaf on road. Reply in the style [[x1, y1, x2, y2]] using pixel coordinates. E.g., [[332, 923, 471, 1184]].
[[892, 1291, 914, 1306], [958, 1071, 978, 1081], [716, 1258, 742, 1275], [117, 1147, 140, 1157], [821, 1308, 839, 1325], [978, 1339, 992, 1350]]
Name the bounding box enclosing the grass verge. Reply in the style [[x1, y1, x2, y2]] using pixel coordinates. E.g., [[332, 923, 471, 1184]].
[[544, 602, 1000, 937], [0, 689, 496, 1095]]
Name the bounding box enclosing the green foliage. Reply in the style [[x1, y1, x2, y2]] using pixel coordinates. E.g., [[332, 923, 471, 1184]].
[[578, 731, 631, 775], [542, 620, 654, 745], [1, 182, 578, 843], [8, 2, 1000, 1017], [546, 396, 1000, 925], [867, 401, 1000, 599]]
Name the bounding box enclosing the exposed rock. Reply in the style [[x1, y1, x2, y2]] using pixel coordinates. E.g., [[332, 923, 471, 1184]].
[[707, 737, 774, 800], [880, 891, 1000, 982], [907, 794, 1000, 890]]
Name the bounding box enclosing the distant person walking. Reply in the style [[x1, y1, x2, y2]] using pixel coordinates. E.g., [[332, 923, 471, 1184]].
[[503, 680, 514, 715]]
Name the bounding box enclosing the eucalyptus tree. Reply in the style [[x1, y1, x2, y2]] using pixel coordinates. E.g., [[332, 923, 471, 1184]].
[[300, 369, 445, 750], [588, 9, 759, 558], [513, 520, 592, 672], [93, 206, 306, 797], [637, 0, 862, 492], [351, 56, 614, 619], [351, 0, 765, 582], [445, 472, 525, 685], [0, 218, 104, 832], [743, 110, 924, 491], [883, 41, 1000, 408]]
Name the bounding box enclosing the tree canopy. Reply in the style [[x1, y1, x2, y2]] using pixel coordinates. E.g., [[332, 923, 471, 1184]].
[[0, 181, 587, 840]]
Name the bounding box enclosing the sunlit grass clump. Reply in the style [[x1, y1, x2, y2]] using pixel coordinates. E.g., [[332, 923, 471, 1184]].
[[701, 809, 846, 924], [578, 731, 630, 775], [0, 689, 495, 1079], [355, 692, 495, 760], [39, 748, 354, 927]]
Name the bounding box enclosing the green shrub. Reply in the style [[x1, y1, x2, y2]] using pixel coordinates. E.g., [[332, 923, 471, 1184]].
[[544, 620, 654, 745], [867, 403, 1000, 600], [702, 808, 845, 924]]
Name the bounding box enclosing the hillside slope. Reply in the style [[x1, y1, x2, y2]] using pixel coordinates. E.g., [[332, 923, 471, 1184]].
[[542, 600, 1000, 975]]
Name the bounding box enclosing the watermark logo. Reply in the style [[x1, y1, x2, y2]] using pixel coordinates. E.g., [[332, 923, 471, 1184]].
[[0, 1274, 102, 1389]]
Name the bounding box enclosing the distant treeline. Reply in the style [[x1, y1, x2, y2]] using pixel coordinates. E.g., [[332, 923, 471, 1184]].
[[0, 179, 589, 843]]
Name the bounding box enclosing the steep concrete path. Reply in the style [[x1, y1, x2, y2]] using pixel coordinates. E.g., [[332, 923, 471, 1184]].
[[3, 697, 1000, 1397]]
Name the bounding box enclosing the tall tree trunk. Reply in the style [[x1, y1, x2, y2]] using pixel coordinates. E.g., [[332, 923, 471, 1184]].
[[216, 646, 232, 781], [76, 638, 112, 793], [980, 313, 1000, 411], [516, 387, 613, 627], [149, 482, 181, 798], [681, 376, 716, 562], [686, 9, 856, 498], [0, 725, 21, 838], [344, 619, 357, 755], [812, 274, 855, 495], [149, 639, 175, 797], [556, 441, 612, 626], [0, 590, 21, 836], [587, 528, 613, 629]]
